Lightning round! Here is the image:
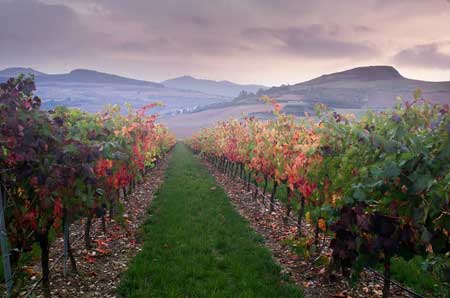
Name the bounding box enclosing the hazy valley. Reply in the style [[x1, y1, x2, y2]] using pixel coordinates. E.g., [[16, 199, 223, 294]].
[[1, 65, 449, 138]]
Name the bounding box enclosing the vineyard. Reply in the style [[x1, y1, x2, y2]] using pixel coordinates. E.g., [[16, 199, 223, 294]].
[[0, 76, 175, 297], [0, 75, 449, 298], [188, 95, 450, 297]]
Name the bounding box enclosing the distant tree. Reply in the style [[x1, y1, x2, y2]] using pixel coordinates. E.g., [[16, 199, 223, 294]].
[[237, 90, 249, 98]]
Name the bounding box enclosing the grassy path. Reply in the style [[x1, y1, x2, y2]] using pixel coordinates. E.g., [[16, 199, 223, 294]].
[[118, 144, 303, 298]]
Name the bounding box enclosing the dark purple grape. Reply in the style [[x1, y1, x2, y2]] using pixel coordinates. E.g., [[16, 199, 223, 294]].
[[373, 213, 396, 237], [391, 114, 401, 123], [53, 117, 64, 126]]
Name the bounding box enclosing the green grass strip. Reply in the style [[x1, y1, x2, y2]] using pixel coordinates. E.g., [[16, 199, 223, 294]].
[[118, 143, 303, 298]]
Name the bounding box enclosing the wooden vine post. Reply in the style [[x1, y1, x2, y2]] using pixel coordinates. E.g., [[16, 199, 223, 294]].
[[0, 178, 13, 298], [270, 181, 278, 212]]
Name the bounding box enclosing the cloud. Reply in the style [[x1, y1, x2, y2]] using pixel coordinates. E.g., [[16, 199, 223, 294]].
[[1, 0, 449, 84], [393, 42, 450, 69], [190, 16, 211, 27], [118, 37, 172, 53], [0, 0, 108, 62], [242, 25, 378, 59], [353, 25, 373, 33]]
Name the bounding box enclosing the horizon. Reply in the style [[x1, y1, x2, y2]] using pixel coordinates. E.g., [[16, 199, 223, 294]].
[[1, 0, 450, 86], [2, 64, 449, 87]]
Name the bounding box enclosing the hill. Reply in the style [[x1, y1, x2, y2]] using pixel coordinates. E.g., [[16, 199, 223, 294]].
[[0, 67, 46, 77], [0, 67, 230, 114], [162, 75, 268, 97], [0, 68, 163, 87], [234, 66, 450, 109]]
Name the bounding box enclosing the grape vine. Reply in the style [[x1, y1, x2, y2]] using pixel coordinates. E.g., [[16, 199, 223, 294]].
[[188, 94, 450, 297], [0, 75, 175, 297]]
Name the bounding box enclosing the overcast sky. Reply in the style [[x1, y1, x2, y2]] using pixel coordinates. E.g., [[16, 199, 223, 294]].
[[1, 0, 450, 86]]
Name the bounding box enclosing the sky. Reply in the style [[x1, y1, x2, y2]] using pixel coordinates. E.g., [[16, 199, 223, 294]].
[[1, 0, 450, 86]]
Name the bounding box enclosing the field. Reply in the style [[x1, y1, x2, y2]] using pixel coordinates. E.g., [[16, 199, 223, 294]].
[[1, 77, 449, 298], [160, 103, 284, 138]]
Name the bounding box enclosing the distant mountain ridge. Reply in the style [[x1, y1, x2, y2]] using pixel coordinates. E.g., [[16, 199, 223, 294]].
[[303, 65, 404, 85], [0, 68, 268, 96], [162, 75, 268, 97], [0, 67, 46, 77], [234, 65, 450, 109], [2, 65, 449, 115], [0, 67, 163, 87], [0, 67, 232, 114]]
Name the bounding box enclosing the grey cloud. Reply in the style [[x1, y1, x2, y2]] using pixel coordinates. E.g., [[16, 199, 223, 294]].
[[119, 42, 151, 53], [119, 38, 172, 53], [191, 16, 211, 27], [0, 0, 78, 45], [353, 25, 373, 33], [1, 0, 449, 84], [393, 43, 450, 69], [0, 0, 107, 62], [242, 26, 378, 59]]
